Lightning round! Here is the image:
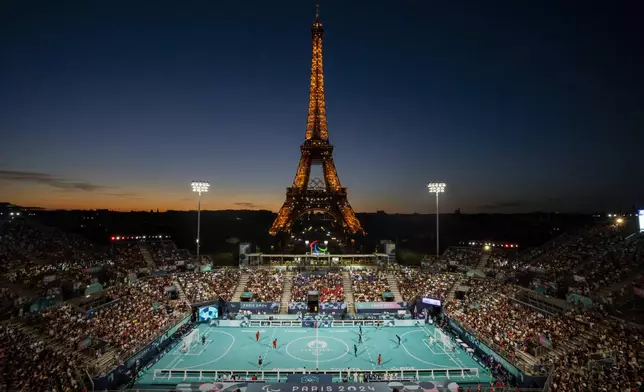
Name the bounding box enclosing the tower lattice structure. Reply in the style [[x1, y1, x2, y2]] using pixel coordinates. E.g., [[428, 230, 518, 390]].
[[269, 7, 364, 237]]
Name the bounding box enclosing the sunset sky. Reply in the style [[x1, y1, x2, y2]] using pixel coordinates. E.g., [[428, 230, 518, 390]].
[[1, 0, 642, 213]]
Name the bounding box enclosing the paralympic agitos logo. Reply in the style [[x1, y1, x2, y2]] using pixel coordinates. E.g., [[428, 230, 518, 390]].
[[310, 240, 327, 254]]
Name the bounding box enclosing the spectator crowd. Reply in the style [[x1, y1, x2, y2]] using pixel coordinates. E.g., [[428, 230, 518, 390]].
[[351, 269, 390, 302], [394, 268, 457, 301], [0, 324, 85, 392], [176, 268, 240, 302], [442, 247, 482, 268], [444, 277, 644, 392], [1, 216, 643, 391], [291, 270, 344, 302], [244, 269, 285, 302]]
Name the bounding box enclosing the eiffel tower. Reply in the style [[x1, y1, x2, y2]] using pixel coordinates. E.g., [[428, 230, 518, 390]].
[[269, 5, 364, 238]]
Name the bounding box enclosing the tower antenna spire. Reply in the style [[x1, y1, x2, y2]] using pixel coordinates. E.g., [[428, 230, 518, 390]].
[[315, 1, 320, 21]]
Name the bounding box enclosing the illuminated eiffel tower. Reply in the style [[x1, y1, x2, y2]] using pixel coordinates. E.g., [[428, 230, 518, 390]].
[[269, 5, 364, 238]]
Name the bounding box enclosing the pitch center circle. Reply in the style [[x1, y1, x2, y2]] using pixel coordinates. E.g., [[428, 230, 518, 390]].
[[285, 336, 349, 363]]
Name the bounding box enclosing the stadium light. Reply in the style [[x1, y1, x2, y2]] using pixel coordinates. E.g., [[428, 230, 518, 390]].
[[427, 182, 446, 259], [191, 181, 210, 264], [616, 217, 624, 224]]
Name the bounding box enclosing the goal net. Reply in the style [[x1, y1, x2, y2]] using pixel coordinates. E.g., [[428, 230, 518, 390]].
[[435, 329, 453, 350], [182, 329, 200, 350]]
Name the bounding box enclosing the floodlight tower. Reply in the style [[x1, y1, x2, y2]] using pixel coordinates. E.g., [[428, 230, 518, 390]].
[[427, 182, 446, 259], [191, 181, 210, 263]]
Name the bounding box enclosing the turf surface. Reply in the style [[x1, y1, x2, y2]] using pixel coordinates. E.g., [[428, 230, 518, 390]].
[[137, 323, 492, 386]]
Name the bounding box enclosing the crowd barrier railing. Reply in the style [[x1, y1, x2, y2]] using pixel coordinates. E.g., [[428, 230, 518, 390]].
[[152, 367, 480, 383], [228, 319, 413, 328]]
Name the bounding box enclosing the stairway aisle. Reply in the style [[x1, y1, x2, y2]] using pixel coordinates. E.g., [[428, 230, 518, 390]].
[[385, 273, 403, 302], [173, 280, 188, 301], [280, 271, 294, 314], [476, 252, 491, 270], [445, 277, 463, 301], [139, 244, 157, 269], [231, 272, 250, 302], [15, 323, 66, 353], [343, 271, 356, 314]]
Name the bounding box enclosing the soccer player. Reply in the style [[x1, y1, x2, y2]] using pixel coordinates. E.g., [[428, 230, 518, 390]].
[[256, 331, 260, 342], [202, 335, 206, 345], [377, 354, 382, 366], [258, 355, 263, 369], [396, 334, 401, 345], [354, 344, 358, 357], [181, 343, 187, 353], [359, 325, 362, 334], [358, 333, 363, 344], [272, 338, 277, 350]]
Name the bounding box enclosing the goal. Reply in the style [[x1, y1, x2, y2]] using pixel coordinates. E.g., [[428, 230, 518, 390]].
[[435, 329, 453, 350], [182, 329, 200, 350]]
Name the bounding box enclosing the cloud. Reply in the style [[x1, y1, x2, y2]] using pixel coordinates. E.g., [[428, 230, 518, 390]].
[[476, 200, 527, 210], [0, 170, 109, 192], [234, 202, 259, 209]]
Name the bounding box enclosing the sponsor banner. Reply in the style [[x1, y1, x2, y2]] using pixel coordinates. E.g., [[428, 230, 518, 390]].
[[301, 319, 333, 328], [286, 374, 333, 383], [288, 302, 346, 314], [169, 380, 475, 392], [227, 302, 280, 314], [247, 383, 391, 392], [355, 302, 407, 313]]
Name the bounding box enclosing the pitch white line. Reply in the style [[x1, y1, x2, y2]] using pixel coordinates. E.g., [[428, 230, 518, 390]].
[[189, 339, 213, 356], [182, 330, 236, 369], [432, 326, 464, 370], [399, 330, 449, 368], [262, 327, 278, 369], [423, 340, 447, 355]]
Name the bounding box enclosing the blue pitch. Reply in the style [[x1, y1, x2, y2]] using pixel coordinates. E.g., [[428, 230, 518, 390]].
[[137, 324, 492, 386]]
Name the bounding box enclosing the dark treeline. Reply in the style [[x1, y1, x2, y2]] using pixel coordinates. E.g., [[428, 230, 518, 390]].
[[32, 209, 596, 265]]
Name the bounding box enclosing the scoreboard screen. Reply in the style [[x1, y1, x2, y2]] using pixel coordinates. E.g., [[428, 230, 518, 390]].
[[198, 306, 219, 322], [639, 210, 644, 233]]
